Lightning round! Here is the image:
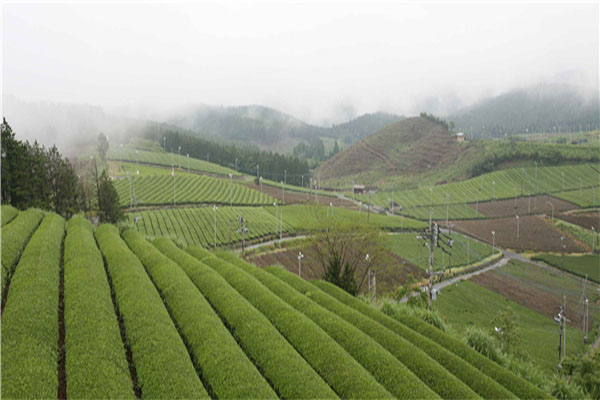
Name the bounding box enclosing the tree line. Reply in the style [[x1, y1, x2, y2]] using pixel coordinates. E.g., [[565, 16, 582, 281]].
[[143, 126, 311, 186], [1, 119, 121, 222]]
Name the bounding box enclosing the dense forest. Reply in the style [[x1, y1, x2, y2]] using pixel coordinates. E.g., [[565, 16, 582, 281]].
[[142, 124, 311, 186]]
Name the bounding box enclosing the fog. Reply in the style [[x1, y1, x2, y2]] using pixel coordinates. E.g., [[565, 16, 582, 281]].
[[2, 1, 598, 128]]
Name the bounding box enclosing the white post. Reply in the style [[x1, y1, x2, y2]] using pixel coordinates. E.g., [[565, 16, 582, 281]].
[[330, 202, 333, 217], [213, 205, 218, 248], [516, 215, 520, 240], [492, 231, 496, 254], [274, 202, 278, 235], [178, 146, 181, 169], [229, 173, 233, 206], [173, 171, 176, 206], [187, 154, 189, 174], [298, 252, 304, 277], [260, 176, 262, 193], [136, 150, 139, 175], [282, 182, 285, 205], [280, 206, 283, 241]]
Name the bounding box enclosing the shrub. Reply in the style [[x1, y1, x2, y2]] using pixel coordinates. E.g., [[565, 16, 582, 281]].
[[64, 217, 135, 398], [216, 252, 437, 400], [122, 230, 276, 399], [1, 208, 44, 295], [465, 326, 504, 364], [95, 224, 207, 399], [381, 301, 448, 333], [1, 204, 18, 226], [1, 213, 65, 399], [265, 265, 480, 399], [187, 246, 389, 399], [314, 280, 551, 400]]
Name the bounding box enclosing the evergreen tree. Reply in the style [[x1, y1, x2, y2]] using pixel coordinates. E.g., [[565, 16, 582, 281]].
[[97, 132, 109, 160], [97, 169, 122, 223]]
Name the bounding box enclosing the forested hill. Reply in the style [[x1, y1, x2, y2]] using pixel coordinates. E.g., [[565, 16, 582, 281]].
[[449, 84, 599, 137], [166, 105, 403, 152]]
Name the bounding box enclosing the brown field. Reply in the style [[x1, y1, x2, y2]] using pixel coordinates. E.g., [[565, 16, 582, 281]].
[[471, 265, 598, 329], [243, 182, 358, 209], [472, 195, 578, 219], [451, 215, 585, 253], [249, 246, 425, 295], [557, 210, 600, 231]]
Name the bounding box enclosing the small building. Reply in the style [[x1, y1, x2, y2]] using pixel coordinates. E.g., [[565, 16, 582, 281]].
[[456, 132, 467, 142], [353, 184, 378, 194]]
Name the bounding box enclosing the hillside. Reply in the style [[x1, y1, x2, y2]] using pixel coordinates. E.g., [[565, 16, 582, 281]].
[[317, 116, 474, 187], [1, 210, 550, 399], [449, 84, 599, 138]]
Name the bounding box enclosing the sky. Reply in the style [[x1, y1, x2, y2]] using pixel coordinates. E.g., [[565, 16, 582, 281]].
[[2, 1, 599, 125]]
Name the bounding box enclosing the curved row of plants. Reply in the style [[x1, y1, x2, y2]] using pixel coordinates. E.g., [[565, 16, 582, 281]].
[[1, 213, 65, 399]]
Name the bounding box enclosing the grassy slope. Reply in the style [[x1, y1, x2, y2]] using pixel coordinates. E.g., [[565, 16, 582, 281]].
[[264, 204, 426, 232], [435, 279, 586, 372], [531, 254, 600, 284]]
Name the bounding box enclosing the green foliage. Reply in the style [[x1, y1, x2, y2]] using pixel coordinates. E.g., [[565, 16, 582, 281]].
[[1, 208, 44, 295], [492, 306, 522, 356], [1, 213, 65, 399], [122, 231, 275, 399], [155, 239, 337, 399], [1, 204, 18, 226], [381, 301, 448, 332], [218, 253, 438, 399], [561, 350, 600, 399], [113, 173, 274, 207], [531, 254, 600, 284], [555, 219, 598, 250], [95, 224, 207, 399], [128, 207, 294, 247], [190, 248, 387, 399], [266, 266, 480, 399], [98, 169, 123, 223], [549, 375, 587, 400], [420, 112, 450, 130], [1, 118, 80, 217], [97, 132, 109, 160], [63, 217, 134, 398], [465, 326, 505, 364], [313, 279, 548, 399]]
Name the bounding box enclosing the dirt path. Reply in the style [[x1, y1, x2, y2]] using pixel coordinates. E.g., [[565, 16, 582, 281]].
[[359, 141, 396, 170]]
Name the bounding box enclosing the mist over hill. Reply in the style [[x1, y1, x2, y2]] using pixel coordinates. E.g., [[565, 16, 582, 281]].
[[449, 84, 600, 138]]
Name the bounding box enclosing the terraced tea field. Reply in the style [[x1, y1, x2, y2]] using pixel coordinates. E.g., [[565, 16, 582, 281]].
[[113, 173, 274, 207], [127, 207, 294, 247], [107, 148, 238, 176], [531, 253, 600, 283], [358, 163, 599, 210], [1, 209, 550, 399]]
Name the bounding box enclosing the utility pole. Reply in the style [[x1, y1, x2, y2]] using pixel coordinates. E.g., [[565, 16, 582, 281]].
[[418, 222, 437, 309], [274, 202, 278, 237], [172, 169, 176, 206], [281, 182, 285, 205], [187, 154, 190, 173], [178, 146, 181, 169], [280, 205, 283, 241], [516, 215, 520, 241], [580, 275, 589, 344], [491, 231, 496, 254]]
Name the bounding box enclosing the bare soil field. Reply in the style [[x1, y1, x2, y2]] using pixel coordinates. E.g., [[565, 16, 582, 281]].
[[471, 270, 596, 329], [249, 246, 425, 295], [470, 195, 578, 219], [243, 183, 358, 209], [451, 215, 585, 252], [557, 210, 600, 231]]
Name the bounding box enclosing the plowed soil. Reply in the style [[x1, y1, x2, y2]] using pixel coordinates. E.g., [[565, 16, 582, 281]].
[[557, 211, 600, 232], [249, 247, 425, 295], [471, 195, 578, 219], [244, 183, 358, 209], [451, 215, 585, 252]]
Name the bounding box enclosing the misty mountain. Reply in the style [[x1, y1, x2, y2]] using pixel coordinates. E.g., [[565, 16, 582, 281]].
[[449, 84, 600, 137], [166, 105, 403, 152], [330, 112, 404, 144]]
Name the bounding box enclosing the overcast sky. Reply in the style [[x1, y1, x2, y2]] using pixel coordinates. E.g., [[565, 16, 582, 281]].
[[3, 1, 599, 125]]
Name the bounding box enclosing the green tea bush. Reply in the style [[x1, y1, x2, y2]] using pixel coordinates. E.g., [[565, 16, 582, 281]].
[[64, 217, 134, 398], [1, 213, 65, 399], [95, 224, 207, 399], [122, 230, 275, 399], [188, 246, 389, 399], [217, 252, 438, 400]]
